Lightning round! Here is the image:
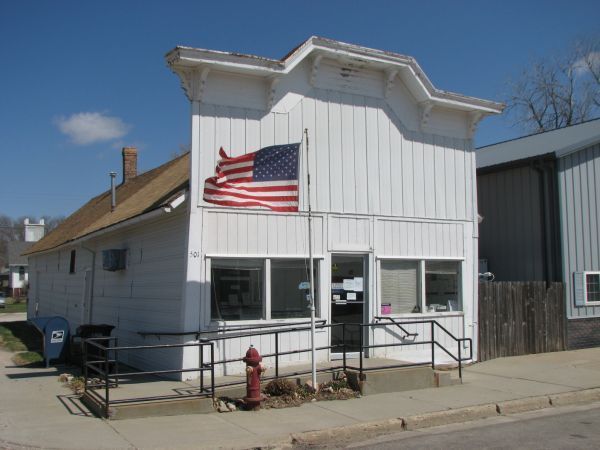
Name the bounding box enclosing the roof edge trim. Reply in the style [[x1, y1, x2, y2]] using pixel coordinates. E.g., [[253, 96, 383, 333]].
[[166, 36, 504, 114]]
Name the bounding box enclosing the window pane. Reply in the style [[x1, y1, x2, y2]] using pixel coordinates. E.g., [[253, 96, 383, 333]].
[[425, 261, 461, 312], [381, 261, 420, 314], [211, 259, 263, 320], [586, 273, 600, 303], [271, 259, 318, 319]]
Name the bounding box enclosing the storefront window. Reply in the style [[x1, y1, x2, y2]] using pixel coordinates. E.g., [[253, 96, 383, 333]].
[[211, 259, 264, 320], [271, 259, 318, 319], [425, 261, 461, 312]]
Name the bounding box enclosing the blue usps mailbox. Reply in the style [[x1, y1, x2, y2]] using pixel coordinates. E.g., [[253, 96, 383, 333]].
[[29, 316, 70, 367]]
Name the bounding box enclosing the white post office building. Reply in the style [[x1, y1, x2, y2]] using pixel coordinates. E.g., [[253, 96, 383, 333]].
[[27, 37, 502, 377]]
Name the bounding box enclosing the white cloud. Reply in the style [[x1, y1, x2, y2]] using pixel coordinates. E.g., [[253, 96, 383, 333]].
[[55, 112, 130, 145], [573, 51, 600, 76]]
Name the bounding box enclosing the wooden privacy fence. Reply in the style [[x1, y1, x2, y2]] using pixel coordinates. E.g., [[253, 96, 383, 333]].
[[478, 282, 566, 361]]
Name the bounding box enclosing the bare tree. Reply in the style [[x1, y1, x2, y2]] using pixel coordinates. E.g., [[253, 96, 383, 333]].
[[0, 215, 64, 267], [506, 36, 599, 133]]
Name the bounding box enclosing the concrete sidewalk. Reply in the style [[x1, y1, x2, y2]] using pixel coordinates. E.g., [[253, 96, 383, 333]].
[[2, 346, 600, 449]]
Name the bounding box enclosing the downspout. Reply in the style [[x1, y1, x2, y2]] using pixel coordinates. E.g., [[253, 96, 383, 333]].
[[79, 244, 96, 323], [533, 159, 558, 286]]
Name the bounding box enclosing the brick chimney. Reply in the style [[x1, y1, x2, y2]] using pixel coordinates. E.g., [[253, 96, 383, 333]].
[[122, 147, 138, 183]]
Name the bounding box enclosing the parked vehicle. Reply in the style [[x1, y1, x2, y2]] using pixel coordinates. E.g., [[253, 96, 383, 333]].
[[0, 294, 6, 308]]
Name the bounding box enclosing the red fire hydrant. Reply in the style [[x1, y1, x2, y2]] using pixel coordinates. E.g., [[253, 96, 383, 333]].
[[243, 345, 266, 410]]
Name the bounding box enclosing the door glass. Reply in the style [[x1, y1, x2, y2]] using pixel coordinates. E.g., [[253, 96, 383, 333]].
[[331, 255, 366, 353]]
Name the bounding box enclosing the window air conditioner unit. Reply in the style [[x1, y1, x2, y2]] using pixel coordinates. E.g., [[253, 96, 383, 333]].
[[102, 249, 127, 271]]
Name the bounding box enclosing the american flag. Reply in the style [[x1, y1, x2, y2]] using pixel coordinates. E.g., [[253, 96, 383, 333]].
[[203, 143, 300, 212]]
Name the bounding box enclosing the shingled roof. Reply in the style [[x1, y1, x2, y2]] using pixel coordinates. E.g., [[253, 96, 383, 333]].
[[25, 152, 190, 255]]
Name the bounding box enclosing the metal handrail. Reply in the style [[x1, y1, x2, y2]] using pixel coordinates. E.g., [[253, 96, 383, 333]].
[[83, 337, 215, 418], [137, 319, 327, 339], [84, 318, 472, 417], [373, 316, 419, 339]]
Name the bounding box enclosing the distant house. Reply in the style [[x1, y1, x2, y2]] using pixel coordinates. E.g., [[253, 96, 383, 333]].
[[477, 119, 600, 349], [25, 37, 502, 376], [7, 219, 45, 297]]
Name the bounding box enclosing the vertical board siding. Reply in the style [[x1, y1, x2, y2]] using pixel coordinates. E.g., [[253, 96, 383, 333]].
[[559, 143, 600, 318], [198, 91, 471, 221], [329, 216, 371, 251], [205, 328, 329, 376], [376, 219, 464, 257], [372, 315, 465, 364], [204, 210, 325, 256]]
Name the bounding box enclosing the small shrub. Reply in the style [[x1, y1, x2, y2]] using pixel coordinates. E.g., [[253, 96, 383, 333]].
[[263, 378, 297, 397], [322, 378, 351, 391]]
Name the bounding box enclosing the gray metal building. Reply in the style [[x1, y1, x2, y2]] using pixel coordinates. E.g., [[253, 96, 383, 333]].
[[477, 119, 600, 349]]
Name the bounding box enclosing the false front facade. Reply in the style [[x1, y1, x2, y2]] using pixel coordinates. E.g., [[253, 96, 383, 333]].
[[168, 37, 502, 373]]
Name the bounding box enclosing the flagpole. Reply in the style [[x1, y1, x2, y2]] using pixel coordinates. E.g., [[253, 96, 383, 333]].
[[304, 128, 317, 391]]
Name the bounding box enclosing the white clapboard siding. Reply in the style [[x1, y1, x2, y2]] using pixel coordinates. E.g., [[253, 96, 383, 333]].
[[29, 249, 93, 329], [31, 208, 188, 374], [197, 89, 472, 222]]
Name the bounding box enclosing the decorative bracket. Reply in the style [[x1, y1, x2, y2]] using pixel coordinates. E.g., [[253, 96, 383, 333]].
[[310, 54, 323, 86], [266, 76, 281, 110], [174, 66, 210, 102], [419, 101, 433, 130], [468, 111, 484, 139], [384, 69, 398, 98]]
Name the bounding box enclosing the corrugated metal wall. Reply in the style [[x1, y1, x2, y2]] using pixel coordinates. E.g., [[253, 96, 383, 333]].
[[478, 165, 547, 281], [559, 143, 600, 318]]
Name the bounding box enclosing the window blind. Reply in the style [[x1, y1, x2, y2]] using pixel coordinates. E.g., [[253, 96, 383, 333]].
[[381, 260, 418, 314]]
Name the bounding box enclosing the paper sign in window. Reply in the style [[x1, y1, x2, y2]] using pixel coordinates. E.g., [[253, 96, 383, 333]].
[[343, 279, 355, 291], [353, 277, 363, 292]]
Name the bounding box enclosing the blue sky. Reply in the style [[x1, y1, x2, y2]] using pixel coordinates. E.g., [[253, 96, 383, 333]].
[[1, 0, 598, 218]]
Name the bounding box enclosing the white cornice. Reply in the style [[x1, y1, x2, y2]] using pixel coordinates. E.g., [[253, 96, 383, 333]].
[[166, 36, 504, 115], [467, 111, 484, 139]]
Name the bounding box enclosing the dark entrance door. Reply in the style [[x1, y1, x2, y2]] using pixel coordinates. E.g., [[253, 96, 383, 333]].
[[330, 255, 367, 354]]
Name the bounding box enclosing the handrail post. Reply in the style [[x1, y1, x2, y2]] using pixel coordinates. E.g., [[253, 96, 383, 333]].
[[458, 340, 462, 382], [200, 341, 204, 393], [430, 321, 435, 370], [210, 342, 215, 399], [275, 331, 279, 379], [114, 337, 119, 387], [342, 323, 346, 372], [104, 341, 110, 418], [359, 324, 364, 377], [83, 338, 88, 395]]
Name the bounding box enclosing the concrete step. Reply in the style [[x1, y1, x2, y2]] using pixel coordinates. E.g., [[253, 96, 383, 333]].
[[81, 391, 215, 420], [346, 366, 457, 395]]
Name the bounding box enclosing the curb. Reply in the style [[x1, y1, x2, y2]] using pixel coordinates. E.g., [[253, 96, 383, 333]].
[[287, 388, 600, 447], [290, 418, 404, 447], [496, 395, 551, 415], [403, 404, 498, 431]]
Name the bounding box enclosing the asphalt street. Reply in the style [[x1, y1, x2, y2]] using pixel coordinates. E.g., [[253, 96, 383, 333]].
[[341, 403, 600, 450]]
